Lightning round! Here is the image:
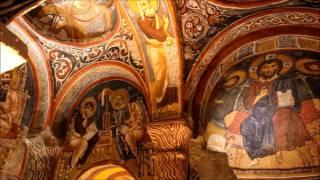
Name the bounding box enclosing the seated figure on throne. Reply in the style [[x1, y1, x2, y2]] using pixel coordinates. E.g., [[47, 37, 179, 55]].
[[118, 99, 146, 157], [240, 54, 311, 166], [103, 88, 146, 158]]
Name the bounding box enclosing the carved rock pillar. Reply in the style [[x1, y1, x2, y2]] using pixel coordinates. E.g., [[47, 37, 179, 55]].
[[152, 151, 187, 179], [147, 119, 192, 180]]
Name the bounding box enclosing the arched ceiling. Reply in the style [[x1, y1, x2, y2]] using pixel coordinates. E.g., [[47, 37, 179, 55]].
[[3, 0, 186, 130], [1, 0, 320, 179], [23, 0, 120, 43], [1, 0, 319, 132], [3, 0, 318, 134], [176, 0, 319, 80], [186, 7, 320, 134]]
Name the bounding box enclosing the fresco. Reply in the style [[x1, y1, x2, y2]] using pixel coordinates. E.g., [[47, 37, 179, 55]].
[[0, 64, 35, 138], [22, 0, 182, 120], [39, 36, 144, 95], [126, 0, 181, 119], [24, 0, 118, 42], [204, 51, 320, 170], [0, 63, 37, 177], [176, 0, 316, 79], [53, 80, 154, 178]]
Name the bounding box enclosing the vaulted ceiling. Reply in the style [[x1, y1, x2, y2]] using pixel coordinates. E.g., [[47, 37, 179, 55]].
[[1, 0, 319, 179]]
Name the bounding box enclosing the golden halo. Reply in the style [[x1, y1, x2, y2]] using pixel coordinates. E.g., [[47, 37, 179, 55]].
[[110, 89, 129, 110], [127, 0, 159, 15], [249, 54, 293, 79], [223, 69, 247, 88], [80, 96, 97, 118], [296, 58, 320, 75]]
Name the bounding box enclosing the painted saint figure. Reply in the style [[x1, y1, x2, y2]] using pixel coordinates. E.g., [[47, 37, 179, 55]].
[[0, 72, 17, 137], [118, 99, 146, 157], [207, 70, 246, 128], [128, 0, 176, 115], [205, 70, 246, 152], [0, 70, 28, 138], [296, 58, 320, 100], [240, 54, 311, 166], [68, 97, 99, 168]]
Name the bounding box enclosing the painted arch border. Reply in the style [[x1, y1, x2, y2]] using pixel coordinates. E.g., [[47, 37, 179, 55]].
[[208, 0, 288, 9], [8, 20, 53, 130], [184, 7, 320, 135]]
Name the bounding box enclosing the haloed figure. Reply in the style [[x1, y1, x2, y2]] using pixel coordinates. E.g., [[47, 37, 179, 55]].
[[224, 76, 240, 89], [241, 55, 311, 166], [119, 100, 146, 157], [129, 0, 175, 112], [68, 97, 99, 168], [207, 71, 245, 128], [0, 72, 19, 138]]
